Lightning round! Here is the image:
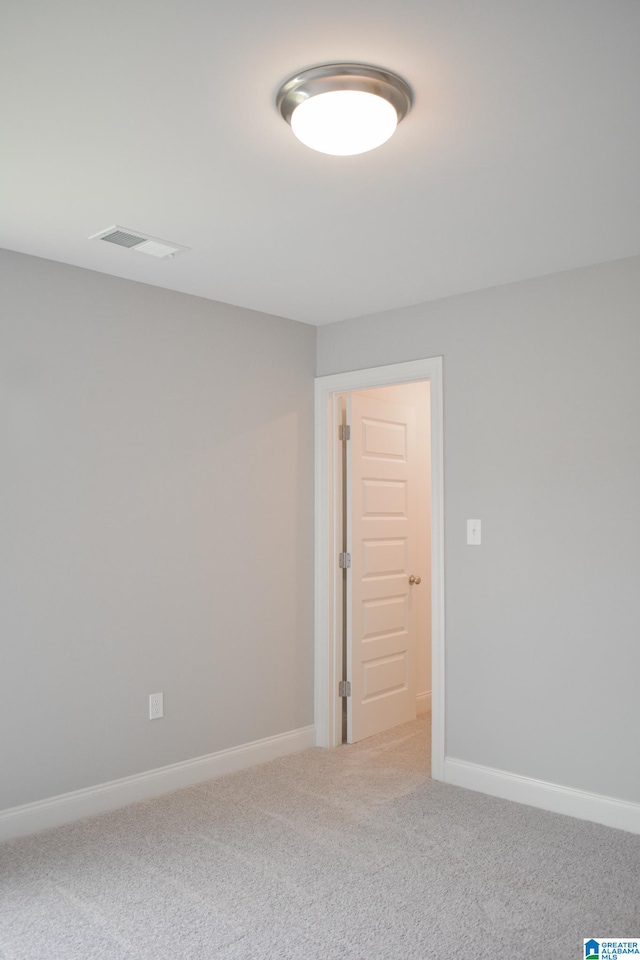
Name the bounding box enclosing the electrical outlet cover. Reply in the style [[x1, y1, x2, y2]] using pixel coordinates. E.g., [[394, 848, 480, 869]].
[[149, 692, 164, 719]]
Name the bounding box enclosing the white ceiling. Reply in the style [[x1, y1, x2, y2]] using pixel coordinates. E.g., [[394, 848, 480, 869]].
[[2, 0, 640, 326]]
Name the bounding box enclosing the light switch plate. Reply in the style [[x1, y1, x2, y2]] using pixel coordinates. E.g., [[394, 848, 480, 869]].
[[467, 519, 481, 545]]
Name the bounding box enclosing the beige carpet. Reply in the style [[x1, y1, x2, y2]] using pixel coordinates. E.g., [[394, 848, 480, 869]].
[[1, 716, 639, 959]]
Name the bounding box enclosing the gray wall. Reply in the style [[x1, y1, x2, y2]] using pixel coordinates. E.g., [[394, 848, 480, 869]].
[[318, 255, 640, 804], [1, 249, 315, 810]]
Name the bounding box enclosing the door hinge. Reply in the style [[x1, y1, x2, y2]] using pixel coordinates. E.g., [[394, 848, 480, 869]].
[[339, 424, 351, 441], [338, 680, 351, 697], [339, 552, 351, 569]]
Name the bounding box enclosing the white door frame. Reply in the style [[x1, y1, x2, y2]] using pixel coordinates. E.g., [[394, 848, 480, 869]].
[[314, 356, 445, 781]]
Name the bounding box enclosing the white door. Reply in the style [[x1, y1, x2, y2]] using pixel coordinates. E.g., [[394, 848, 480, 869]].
[[346, 393, 420, 743]]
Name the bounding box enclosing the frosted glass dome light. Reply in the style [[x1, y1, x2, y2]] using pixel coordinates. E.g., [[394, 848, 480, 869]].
[[277, 63, 412, 157], [290, 90, 398, 156]]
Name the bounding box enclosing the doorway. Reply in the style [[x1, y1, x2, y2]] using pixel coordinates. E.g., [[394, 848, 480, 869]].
[[314, 357, 445, 781], [338, 382, 431, 744]]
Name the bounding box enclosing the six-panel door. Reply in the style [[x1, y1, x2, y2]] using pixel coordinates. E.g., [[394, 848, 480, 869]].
[[347, 394, 419, 743]]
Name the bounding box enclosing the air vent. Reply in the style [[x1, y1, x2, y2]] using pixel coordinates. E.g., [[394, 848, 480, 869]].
[[100, 229, 147, 248], [89, 225, 190, 259]]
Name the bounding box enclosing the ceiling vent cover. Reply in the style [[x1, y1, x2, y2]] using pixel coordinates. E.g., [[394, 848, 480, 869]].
[[89, 225, 190, 259], [100, 229, 146, 248]]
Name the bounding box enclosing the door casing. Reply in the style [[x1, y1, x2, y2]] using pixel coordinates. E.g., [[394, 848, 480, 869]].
[[314, 357, 445, 781]]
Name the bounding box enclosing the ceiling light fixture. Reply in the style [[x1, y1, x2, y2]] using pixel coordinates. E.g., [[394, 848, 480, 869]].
[[276, 63, 412, 156]]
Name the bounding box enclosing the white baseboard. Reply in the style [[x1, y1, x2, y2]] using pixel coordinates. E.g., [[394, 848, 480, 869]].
[[0, 725, 316, 842], [445, 757, 640, 835], [416, 691, 431, 715]]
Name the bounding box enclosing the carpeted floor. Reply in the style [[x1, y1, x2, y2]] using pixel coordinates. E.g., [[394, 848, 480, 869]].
[[1, 716, 639, 959]]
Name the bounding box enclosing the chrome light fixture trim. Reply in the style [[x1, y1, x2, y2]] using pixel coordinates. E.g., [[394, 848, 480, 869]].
[[276, 62, 413, 127]]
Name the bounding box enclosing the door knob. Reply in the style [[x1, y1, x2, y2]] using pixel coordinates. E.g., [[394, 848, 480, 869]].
[[409, 575, 422, 585]]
